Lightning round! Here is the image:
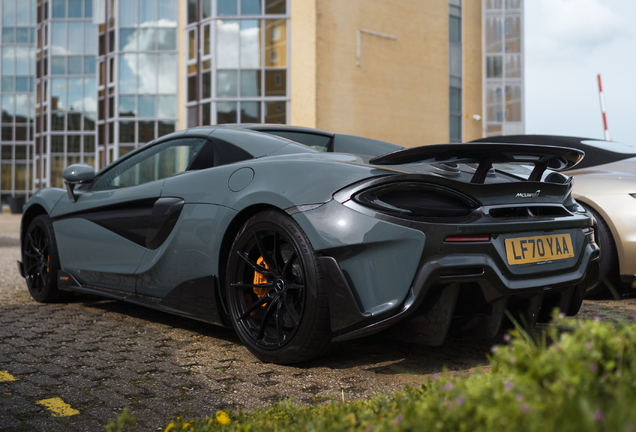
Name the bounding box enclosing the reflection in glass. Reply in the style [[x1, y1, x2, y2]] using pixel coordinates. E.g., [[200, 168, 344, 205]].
[[450, 87, 461, 113], [84, 78, 96, 111], [85, 0, 93, 18], [217, 20, 239, 68], [138, 28, 156, 51], [505, 16, 521, 53], [505, 85, 521, 121], [217, 102, 237, 124], [449, 16, 460, 43], [119, 54, 137, 93], [158, 1, 177, 26], [202, 0, 212, 18], [68, 56, 82, 74], [139, 95, 154, 117], [2, 47, 14, 74], [486, 0, 503, 9], [218, 0, 237, 16], [68, 78, 83, 111], [138, 54, 157, 93], [119, 95, 136, 117], [241, 0, 260, 15], [84, 112, 96, 130], [85, 56, 96, 75], [51, 135, 64, 152], [140, 0, 157, 26], [120, 121, 135, 143], [487, 86, 503, 122], [68, 135, 81, 152], [119, 0, 137, 27], [14, 163, 26, 190], [188, 29, 196, 60], [266, 0, 286, 14], [240, 70, 261, 97], [51, 22, 67, 54], [120, 28, 137, 51], [2, 28, 14, 43], [449, 115, 461, 142], [202, 103, 211, 125], [486, 17, 503, 53], [505, 55, 521, 78], [158, 55, 177, 94], [2, 77, 14, 92], [51, 156, 65, 188], [449, 44, 461, 77], [69, 22, 83, 54], [202, 72, 212, 99], [506, 0, 521, 9], [15, 95, 29, 120], [16, 77, 27, 92], [265, 101, 285, 124], [240, 20, 260, 68], [157, 28, 176, 50], [68, 0, 82, 17], [139, 121, 154, 142], [15, 126, 26, 140], [240, 102, 260, 123], [188, 0, 197, 23], [1, 127, 12, 141], [187, 105, 197, 128], [486, 56, 502, 78], [265, 70, 285, 96], [85, 23, 97, 55], [157, 95, 176, 118], [265, 20, 286, 67], [85, 135, 95, 153], [217, 70, 238, 97], [68, 113, 81, 131], [51, 79, 67, 110], [158, 121, 175, 137], [52, 0, 65, 18], [15, 145, 26, 159], [17, 27, 28, 43], [15, 46, 28, 74], [2, 95, 15, 120]]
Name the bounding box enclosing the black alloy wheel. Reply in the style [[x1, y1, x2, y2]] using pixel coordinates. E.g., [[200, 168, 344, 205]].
[[23, 215, 63, 303], [226, 210, 332, 364]]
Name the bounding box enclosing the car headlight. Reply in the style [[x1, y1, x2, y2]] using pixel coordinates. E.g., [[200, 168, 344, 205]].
[[354, 182, 478, 219]]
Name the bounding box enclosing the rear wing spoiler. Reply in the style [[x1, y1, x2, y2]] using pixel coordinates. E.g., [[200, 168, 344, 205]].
[[369, 143, 584, 184]]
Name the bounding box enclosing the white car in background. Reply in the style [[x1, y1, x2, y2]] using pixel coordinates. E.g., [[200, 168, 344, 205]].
[[472, 135, 636, 296]]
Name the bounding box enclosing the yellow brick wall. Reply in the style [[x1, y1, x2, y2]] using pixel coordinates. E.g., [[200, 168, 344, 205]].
[[462, 0, 484, 141], [289, 0, 483, 147]]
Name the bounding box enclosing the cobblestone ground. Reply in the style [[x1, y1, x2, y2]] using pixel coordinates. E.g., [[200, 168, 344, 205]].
[[1, 212, 635, 431]]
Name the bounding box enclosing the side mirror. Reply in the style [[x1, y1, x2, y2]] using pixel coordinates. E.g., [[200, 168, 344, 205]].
[[62, 163, 95, 203]]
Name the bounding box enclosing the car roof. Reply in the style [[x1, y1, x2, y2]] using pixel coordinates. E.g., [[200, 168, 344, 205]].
[[470, 134, 636, 170]]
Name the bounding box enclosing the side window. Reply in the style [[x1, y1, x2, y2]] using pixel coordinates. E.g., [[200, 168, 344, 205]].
[[264, 131, 332, 152], [92, 138, 207, 191]]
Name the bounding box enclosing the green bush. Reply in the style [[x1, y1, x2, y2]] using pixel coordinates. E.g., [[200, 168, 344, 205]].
[[111, 313, 636, 432]]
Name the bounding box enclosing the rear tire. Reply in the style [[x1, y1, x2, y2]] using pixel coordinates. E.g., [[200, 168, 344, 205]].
[[580, 203, 620, 297], [22, 215, 64, 303], [225, 210, 333, 364]]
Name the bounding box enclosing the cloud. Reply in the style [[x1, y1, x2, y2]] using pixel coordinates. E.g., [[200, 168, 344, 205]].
[[528, 0, 628, 61]]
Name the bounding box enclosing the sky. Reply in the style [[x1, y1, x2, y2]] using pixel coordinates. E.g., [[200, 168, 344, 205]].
[[524, 0, 636, 142]]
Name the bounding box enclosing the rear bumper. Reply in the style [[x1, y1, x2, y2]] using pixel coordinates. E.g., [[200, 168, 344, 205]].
[[330, 238, 600, 343]]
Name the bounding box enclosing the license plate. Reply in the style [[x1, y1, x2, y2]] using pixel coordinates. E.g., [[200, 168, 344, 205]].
[[505, 233, 574, 265]]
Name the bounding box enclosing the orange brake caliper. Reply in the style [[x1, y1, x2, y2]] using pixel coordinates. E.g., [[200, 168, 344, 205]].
[[253, 257, 269, 302]]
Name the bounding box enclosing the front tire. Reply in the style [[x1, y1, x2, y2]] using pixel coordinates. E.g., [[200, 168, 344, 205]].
[[225, 210, 332, 364], [22, 215, 64, 303]]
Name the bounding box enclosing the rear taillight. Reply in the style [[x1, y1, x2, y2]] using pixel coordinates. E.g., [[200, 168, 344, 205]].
[[445, 234, 490, 242]]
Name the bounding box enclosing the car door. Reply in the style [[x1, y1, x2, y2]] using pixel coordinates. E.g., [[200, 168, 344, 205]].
[[50, 137, 207, 292]]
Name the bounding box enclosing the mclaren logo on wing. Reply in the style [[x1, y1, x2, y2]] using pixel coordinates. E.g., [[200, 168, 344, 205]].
[[516, 190, 541, 198]]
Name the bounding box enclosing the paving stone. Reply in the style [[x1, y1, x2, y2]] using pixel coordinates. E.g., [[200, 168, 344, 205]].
[[60, 375, 95, 389], [25, 417, 70, 432], [11, 381, 46, 397], [91, 389, 129, 408], [35, 363, 68, 376], [0, 410, 21, 429], [56, 387, 96, 405], [25, 374, 61, 386], [70, 419, 106, 431], [0, 395, 42, 413]]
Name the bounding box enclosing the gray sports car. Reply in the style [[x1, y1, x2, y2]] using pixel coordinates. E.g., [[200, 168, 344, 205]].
[[19, 125, 600, 364]]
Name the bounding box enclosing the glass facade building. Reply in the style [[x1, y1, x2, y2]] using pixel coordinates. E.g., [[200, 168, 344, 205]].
[[0, 0, 36, 204], [184, 0, 289, 128], [483, 0, 524, 137], [0, 0, 524, 203], [97, 0, 180, 167]]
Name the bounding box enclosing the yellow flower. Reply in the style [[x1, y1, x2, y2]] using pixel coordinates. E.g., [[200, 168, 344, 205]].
[[164, 423, 175, 432], [216, 410, 231, 425]]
